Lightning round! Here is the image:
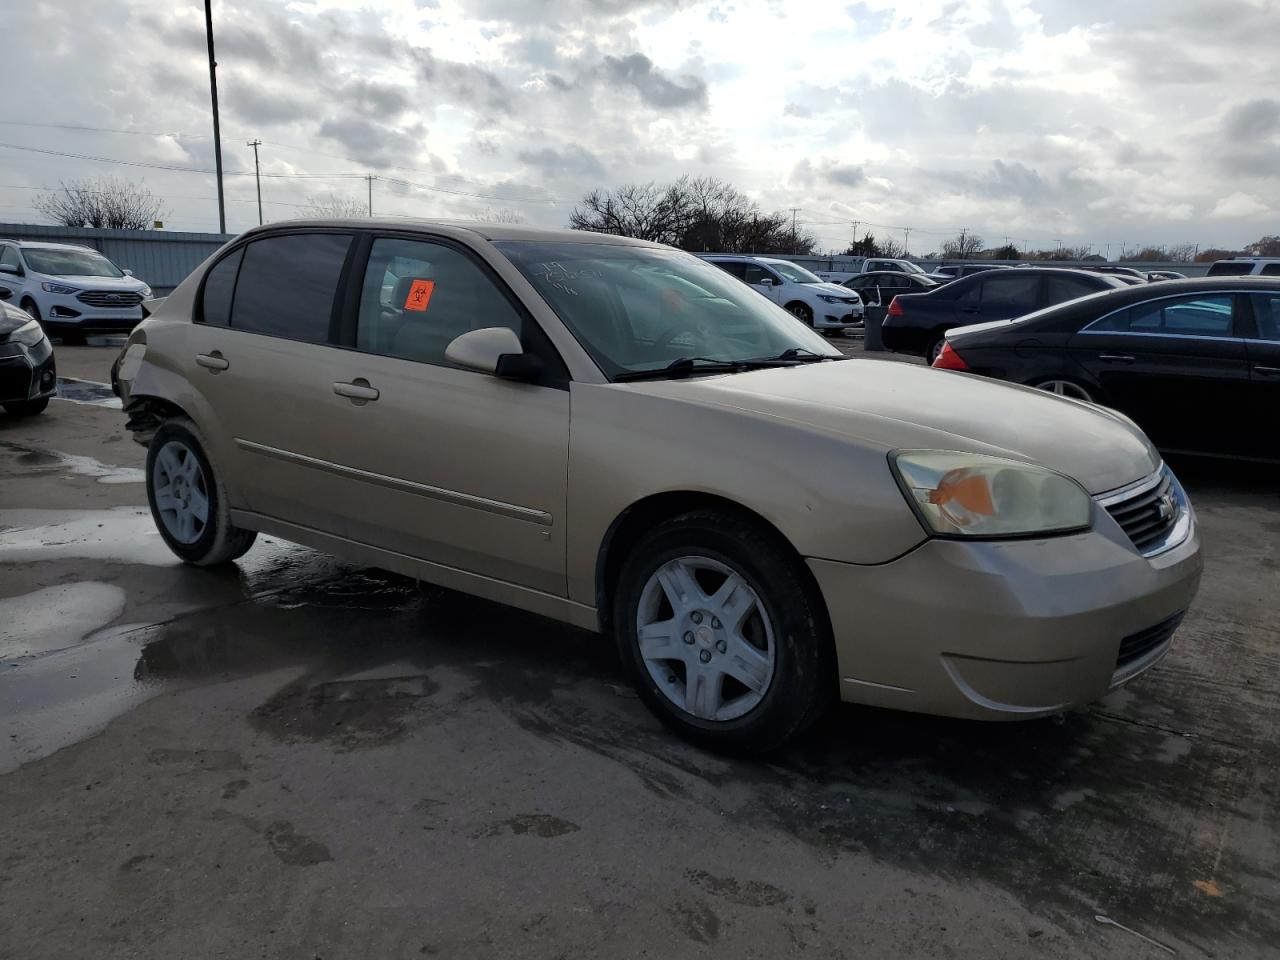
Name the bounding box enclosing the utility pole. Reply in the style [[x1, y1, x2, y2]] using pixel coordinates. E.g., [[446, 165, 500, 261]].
[[367, 175, 374, 216], [958, 227, 967, 256], [247, 139, 263, 225], [203, 0, 226, 234], [789, 207, 799, 239], [903, 227, 911, 256]]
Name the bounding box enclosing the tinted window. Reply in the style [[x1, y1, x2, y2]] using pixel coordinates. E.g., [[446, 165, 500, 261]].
[[845, 276, 873, 291], [981, 274, 1041, 305], [1046, 276, 1100, 304], [1261, 263, 1280, 277], [0, 246, 20, 272], [355, 237, 523, 367], [742, 263, 778, 285], [1250, 294, 1280, 341], [956, 277, 983, 302], [1206, 262, 1253, 276], [230, 234, 351, 343], [199, 247, 243, 327], [711, 260, 746, 279], [1092, 295, 1235, 336]]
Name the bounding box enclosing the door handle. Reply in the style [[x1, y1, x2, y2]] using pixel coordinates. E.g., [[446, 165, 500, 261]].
[[195, 352, 229, 372], [1255, 365, 1280, 377], [1098, 353, 1135, 363], [333, 379, 379, 403]]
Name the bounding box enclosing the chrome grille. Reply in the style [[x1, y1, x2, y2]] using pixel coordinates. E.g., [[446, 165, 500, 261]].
[[1117, 612, 1183, 668], [1101, 468, 1180, 555], [76, 290, 143, 308]]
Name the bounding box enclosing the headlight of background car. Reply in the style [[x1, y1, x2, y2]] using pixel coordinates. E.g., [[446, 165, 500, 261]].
[[12, 319, 46, 347], [41, 281, 79, 295], [140, 285, 152, 297], [891, 450, 1091, 538], [817, 295, 845, 303]]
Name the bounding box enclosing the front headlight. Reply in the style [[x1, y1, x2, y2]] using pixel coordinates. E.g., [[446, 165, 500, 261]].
[[11, 318, 46, 347], [41, 281, 79, 295], [891, 450, 1091, 538], [140, 285, 152, 297], [817, 294, 845, 303]]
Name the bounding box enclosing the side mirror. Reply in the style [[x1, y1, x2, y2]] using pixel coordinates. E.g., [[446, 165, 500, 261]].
[[758, 278, 774, 287], [123, 268, 134, 277], [445, 327, 541, 381], [0, 286, 11, 301], [0, 263, 17, 276]]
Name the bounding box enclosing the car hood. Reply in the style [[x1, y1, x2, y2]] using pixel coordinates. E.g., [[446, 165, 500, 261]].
[[623, 360, 1158, 494], [810, 282, 859, 298], [42, 275, 147, 291]]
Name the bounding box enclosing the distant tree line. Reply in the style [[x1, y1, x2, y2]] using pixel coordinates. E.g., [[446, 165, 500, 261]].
[[569, 176, 817, 253]]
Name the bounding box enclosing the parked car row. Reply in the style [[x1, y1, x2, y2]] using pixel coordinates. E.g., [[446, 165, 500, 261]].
[[700, 254, 864, 333]]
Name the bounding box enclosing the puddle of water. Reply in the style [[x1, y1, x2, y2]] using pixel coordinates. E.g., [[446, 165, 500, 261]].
[[0, 582, 126, 658], [54, 377, 122, 409], [0, 507, 177, 566], [0, 439, 142, 484]]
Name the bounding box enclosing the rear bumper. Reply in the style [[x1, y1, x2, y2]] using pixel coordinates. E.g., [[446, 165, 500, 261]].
[[809, 511, 1202, 720]]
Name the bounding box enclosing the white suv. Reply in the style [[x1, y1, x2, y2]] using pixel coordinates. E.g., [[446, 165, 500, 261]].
[[702, 255, 863, 333], [0, 240, 152, 343], [1205, 257, 1280, 277]]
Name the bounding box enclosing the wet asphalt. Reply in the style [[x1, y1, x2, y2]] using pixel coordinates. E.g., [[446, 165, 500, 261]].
[[0, 342, 1277, 959]]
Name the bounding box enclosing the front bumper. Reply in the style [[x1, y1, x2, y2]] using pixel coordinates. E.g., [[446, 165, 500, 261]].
[[814, 306, 864, 331], [810, 501, 1202, 720], [0, 339, 57, 403], [40, 291, 143, 330]]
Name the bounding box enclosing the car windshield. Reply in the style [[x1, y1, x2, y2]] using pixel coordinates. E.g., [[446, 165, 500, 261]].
[[900, 261, 926, 275], [22, 248, 124, 278], [767, 260, 823, 284], [494, 241, 840, 379]]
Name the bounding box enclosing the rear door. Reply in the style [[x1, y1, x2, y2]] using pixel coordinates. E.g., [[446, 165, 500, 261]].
[[1244, 292, 1280, 460], [1069, 292, 1250, 455]]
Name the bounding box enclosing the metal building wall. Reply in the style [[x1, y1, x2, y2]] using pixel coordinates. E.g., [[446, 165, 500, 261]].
[[0, 223, 235, 295]]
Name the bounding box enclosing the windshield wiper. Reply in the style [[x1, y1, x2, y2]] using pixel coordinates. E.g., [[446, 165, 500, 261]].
[[767, 347, 845, 363], [614, 354, 815, 382]]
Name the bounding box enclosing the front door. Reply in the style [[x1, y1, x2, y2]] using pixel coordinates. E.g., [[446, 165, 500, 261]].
[[1069, 292, 1250, 456], [314, 235, 571, 596], [742, 262, 783, 305]]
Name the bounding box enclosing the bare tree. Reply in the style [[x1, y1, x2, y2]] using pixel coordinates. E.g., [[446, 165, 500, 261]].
[[569, 181, 690, 244], [299, 193, 368, 218], [475, 207, 525, 223], [1245, 235, 1280, 257], [942, 232, 985, 258], [1165, 243, 1196, 263], [34, 177, 168, 230], [876, 235, 906, 258]]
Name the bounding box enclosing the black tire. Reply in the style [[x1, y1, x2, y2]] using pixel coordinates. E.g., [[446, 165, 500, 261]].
[[787, 302, 814, 327], [926, 338, 945, 364], [2, 398, 49, 417], [146, 418, 257, 566], [19, 299, 42, 328], [612, 510, 835, 753]]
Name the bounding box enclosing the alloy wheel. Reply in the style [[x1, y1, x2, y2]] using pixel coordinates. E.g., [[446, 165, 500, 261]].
[[152, 440, 210, 544], [1036, 379, 1093, 402], [635, 555, 776, 722]]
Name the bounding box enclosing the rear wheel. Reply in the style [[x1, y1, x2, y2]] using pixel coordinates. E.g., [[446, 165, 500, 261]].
[[1034, 379, 1095, 402], [613, 511, 833, 753], [787, 302, 814, 327], [926, 338, 945, 364], [146, 419, 257, 565], [2, 398, 48, 417]]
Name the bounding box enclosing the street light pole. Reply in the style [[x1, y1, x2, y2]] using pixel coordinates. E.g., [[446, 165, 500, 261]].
[[204, 0, 226, 234], [247, 139, 263, 225]]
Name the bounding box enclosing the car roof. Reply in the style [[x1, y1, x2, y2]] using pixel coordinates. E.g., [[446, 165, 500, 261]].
[[2, 239, 99, 251], [238, 219, 668, 249]]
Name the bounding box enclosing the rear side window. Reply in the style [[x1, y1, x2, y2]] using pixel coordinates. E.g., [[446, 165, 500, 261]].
[[712, 260, 746, 279], [1250, 294, 1280, 341], [199, 247, 243, 327], [1261, 263, 1280, 276], [1090, 294, 1235, 336], [1206, 262, 1253, 276], [230, 233, 352, 343], [1046, 276, 1100, 304], [980, 274, 1041, 305]]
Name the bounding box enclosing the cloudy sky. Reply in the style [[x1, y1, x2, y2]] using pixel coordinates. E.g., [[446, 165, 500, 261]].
[[3, 0, 1276, 254]]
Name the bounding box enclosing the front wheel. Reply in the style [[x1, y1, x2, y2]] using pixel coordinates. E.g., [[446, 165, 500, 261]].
[[926, 338, 945, 364], [146, 419, 257, 565], [787, 302, 814, 327], [2, 398, 49, 417], [613, 511, 834, 753]]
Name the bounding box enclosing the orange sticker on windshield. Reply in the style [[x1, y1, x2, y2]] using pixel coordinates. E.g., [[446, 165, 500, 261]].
[[404, 279, 435, 312]]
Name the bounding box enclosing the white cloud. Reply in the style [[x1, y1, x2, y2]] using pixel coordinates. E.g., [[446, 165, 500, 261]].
[[1210, 192, 1272, 219]]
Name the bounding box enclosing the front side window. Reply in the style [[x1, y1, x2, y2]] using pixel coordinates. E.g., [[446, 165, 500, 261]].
[[354, 237, 524, 367], [230, 233, 352, 343], [981, 274, 1041, 305], [742, 262, 779, 285], [1091, 294, 1235, 336], [21, 247, 123, 278], [0, 246, 20, 273], [494, 241, 837, 379]]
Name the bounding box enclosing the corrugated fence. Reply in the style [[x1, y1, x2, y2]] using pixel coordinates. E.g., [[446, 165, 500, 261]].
[[0, 222, 234, 295]]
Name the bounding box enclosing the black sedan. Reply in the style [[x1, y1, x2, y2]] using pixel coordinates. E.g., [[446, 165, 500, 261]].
[[933, 277, 1280, 461], [842, 271, 941, 324], [0, 293, 56, 416], [882, 268, 1129, 362]]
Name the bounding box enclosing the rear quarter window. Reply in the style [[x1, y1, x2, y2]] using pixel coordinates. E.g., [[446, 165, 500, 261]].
[[198, 247, 243, 326], [229, 233, 352, 343], [1206, 262, 1254, 276]]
